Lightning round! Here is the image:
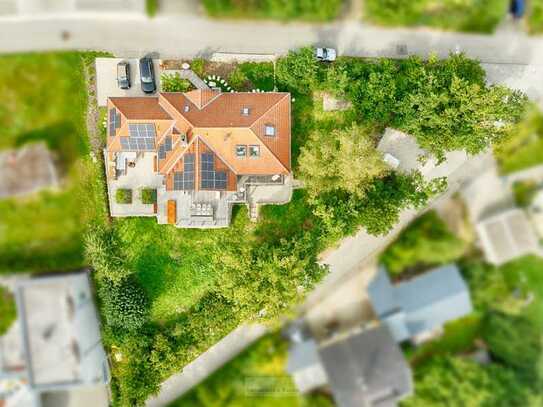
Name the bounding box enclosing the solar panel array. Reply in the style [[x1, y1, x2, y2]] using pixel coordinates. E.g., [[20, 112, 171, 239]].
[[109, 108, 121, 136], [158, 136, 173, 160], [120, 123, 156, 151], [200, 153, 227, 190], [173, 154, 195, 190]]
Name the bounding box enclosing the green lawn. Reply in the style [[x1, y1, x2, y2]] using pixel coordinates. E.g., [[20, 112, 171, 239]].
[[202, 0, 343, 21], [115, 212, 251, 323], [171, 333, 333, 407], [0, 52, 91, 273], [495, 106, 543, 174], [364, 0, 509, 33]]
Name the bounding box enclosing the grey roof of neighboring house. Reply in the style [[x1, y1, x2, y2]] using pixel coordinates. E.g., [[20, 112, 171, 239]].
[[368, 264, 473, 342], [318, 326, 412, 407], [286, 337, 320, 373], [15, 272, 109, 390], [476, 207, 541, 265]]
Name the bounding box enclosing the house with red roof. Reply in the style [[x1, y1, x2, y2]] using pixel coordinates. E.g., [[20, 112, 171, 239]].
[[104, 89, 292, 228]]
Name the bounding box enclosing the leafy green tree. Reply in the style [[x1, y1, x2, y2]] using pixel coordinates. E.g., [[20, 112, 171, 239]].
[[483, 311, 543, 384], [381, 210, 467, 275], [402, 356, 529, 407], [398, 71, 526, 160], [276, 47, 320, 92], [101, 276, 149, 331], [351, 58, 399, 124], [298, 124, 389, 198], [0, 285, 16, 335], [356, 172, 447, 236]]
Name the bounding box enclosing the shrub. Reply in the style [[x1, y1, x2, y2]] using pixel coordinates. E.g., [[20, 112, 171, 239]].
[[84, 225, 131, 284], [513, 180, 539, 208], [116, 188, 132, 204], [101, 276, 149, 331], [141, 188, 157, 204], [145, 0, 158, 17], [160, 73, 193, 92], [191, 58, 206, 77], [381, 210, 467, 275], [0, 285, 16, 335]]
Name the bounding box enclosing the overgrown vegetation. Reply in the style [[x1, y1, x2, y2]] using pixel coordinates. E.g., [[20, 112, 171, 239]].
[[202, 0, 343, 21], [0, 52, 92, 273], [364, 0, 509, 33], [160, 73, 193, 92], [0, 285, 17, 336], [381, 210, 468, 275]]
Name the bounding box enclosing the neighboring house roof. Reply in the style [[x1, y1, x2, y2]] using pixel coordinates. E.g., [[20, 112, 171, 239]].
[[319, 326, 412, 407], [0, 142, 58, 198], [107, 90, 291, 191], [368, 264, 473, 343], [476, 207, 541, 265], [285, 338, 328, 393], [286, 325, 412, 407], [17, 274, 108, 389], [377, 128, 468, 180]]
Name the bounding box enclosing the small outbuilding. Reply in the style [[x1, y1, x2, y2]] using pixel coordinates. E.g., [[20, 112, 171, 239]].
[[476, 207, 541, 265]]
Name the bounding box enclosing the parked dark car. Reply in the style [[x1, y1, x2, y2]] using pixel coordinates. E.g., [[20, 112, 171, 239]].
[[510, 0, 525, 18], [117, 61, 131, 89], [139, 57, 156, 94]]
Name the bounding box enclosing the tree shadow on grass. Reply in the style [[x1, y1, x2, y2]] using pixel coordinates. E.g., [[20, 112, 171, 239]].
[[15, 121, 87, 175]]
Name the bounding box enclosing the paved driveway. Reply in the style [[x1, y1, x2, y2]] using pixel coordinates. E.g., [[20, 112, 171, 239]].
[[95, 57, 161, 106]]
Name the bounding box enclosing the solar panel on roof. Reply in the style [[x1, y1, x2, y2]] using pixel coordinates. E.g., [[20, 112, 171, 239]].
[[109, 108, 120, 136], [164, 136, 172, 152], [119, 123, 156, 151], [199, 153, 226, 190]]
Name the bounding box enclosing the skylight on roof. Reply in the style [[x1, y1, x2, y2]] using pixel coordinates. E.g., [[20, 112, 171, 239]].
[[241, 107, 250, 116], [265, 125, 276, 137]]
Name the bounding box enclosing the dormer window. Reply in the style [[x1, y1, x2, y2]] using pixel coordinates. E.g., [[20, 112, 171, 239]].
[[265, 124, 276, 137], [184, 105, 190, 112], [241, 107, 250, 116], [236, 145, 247, 158]]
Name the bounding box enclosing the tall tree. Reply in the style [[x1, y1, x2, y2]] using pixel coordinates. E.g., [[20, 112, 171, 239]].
[[298, 124, 389, 198]]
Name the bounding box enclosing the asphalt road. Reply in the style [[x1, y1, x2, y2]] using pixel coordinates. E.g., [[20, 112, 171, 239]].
[[1, 14, 543, 65]]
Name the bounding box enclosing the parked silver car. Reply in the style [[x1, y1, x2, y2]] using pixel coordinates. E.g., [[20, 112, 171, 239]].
[[315, 47, 337, 62]]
